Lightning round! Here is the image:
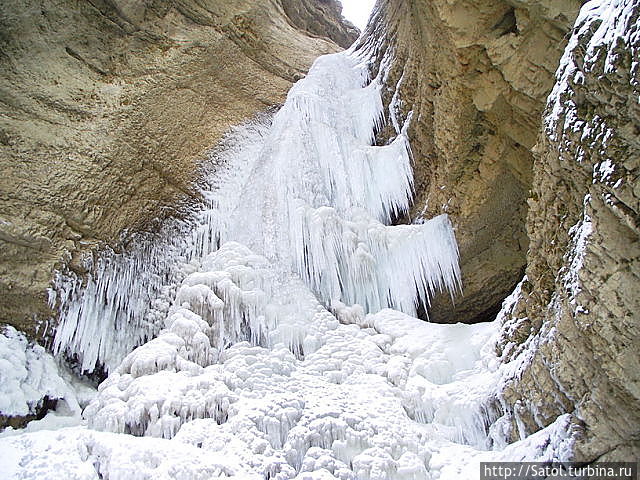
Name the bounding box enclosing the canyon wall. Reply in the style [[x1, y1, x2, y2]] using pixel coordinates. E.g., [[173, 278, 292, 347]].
[[0, 0, 356, 336], [373, 0, 639, 461], [497, 0, 640, 461], [367, 0, 581, 323], [1, 0, 637, 463]]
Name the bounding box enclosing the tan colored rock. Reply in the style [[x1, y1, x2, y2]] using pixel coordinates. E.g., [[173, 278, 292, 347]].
[[370, 0, 638, 460], [0, 0, 355, 336], [496, 0, 640, 460], [367, 0, 580, 323], [281, 0, 360, 49]]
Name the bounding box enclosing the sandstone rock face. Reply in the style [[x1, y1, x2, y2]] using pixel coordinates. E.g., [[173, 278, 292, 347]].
[[281, 0, 360, 49], [0, 0, 355, 336], [497, 0, 640, 461], [368, 0, 581, 323], [370, 0, 639, 460]]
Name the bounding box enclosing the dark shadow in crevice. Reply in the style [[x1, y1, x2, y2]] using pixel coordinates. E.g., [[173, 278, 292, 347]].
[[466, 302, 504, 325], [492, 8, 518, 37]]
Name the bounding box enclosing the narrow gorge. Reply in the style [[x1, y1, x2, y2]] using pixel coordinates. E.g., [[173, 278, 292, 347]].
[[0, 0, 638, 478]]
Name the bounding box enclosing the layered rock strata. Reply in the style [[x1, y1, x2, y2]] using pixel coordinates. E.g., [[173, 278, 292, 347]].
[[0, 0, 356, 335], [497, 0, 640, 461], [367, 0, 581, 323]]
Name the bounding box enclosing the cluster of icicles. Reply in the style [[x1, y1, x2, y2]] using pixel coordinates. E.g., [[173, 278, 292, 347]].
[[49, 48, 462, 376]]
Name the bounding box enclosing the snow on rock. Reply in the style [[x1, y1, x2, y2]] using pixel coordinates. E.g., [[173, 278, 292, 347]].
[[431, 414, 579, 479], [564, 203, 594, 308], [546, 0, 639, 141]]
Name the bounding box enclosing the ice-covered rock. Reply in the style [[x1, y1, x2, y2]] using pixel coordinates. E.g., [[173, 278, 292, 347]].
[[0, 326, 88, 433], [50, 46, 462, 375]]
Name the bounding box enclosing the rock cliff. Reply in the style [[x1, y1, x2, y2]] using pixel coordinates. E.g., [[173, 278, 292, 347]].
[[497, 0, 640, 461], [365, 0, 581, 323], [281, 0, 359, 49], [0, 0, 356, 336], [370, 0, 639, 462]]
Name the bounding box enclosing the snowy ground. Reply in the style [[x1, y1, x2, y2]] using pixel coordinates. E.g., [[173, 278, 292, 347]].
[[0, 301, 576, 479]]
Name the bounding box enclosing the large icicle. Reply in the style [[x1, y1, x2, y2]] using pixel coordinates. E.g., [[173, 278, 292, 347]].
[[49, 239, 179, 375], [215, 51, 462, 317]]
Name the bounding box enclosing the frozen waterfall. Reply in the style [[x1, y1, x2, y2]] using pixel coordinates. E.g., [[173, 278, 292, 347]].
[[49, 49, 461, 375], [1, 42, 581, 480]]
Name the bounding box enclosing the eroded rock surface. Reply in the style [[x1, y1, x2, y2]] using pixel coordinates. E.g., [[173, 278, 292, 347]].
[[281, 0, 359, 49], [367, 0, 581, 323], [497, 0, 640, 461], [0, 0, 355, 335]]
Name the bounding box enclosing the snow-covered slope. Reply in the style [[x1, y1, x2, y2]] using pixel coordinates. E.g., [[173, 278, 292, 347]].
[[0, 294, 576, 479]]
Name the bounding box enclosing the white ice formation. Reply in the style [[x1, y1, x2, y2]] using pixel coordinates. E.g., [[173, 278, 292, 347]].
[[0, 326, 71, 419], [193, 51, 462, 317], [49, 239, 179, 375], [48, 46, 461, 375], [4, 0, 628, 473], [0, 326, 94, 434]]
